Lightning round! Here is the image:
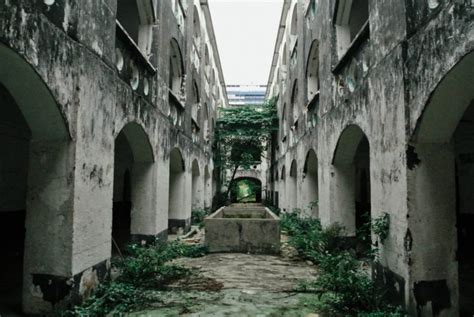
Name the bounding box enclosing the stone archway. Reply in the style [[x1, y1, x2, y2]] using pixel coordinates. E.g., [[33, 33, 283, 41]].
[[288, 160, 298, 212], [230, 177, 262, 203], [191, 159, 203, 210], [112, 122, 155, 251], [302, 149, 319, 217], [408, 51, 474, 316], [168, 148, 187, 233], [204, 165, 212, 209], [0, 43, 72, 314], [331, 125, 371, 237]]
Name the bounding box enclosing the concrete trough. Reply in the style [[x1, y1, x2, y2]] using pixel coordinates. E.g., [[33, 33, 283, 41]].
[[204, 205, 281, 254]]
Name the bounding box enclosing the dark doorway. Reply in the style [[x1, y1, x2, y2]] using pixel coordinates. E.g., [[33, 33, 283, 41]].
[[454, 102, 474, 316], [0, 82, 31, 314], [112, 132, 133, 254]]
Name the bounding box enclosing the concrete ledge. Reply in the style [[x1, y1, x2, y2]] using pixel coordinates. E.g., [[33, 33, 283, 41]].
[[204, 206, 281, 254]]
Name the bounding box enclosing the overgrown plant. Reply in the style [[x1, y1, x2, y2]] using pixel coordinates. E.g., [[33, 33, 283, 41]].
[[214, 98, 278, 204], [282, 212, 401, 316], [62, 241, 208, 317], [191, 209, 209, 227], [372, 212, 390, 243]]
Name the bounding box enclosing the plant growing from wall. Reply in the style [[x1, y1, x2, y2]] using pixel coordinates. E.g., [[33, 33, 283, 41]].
[[214, 98, 278, 203], [372, 212, 390, 243]]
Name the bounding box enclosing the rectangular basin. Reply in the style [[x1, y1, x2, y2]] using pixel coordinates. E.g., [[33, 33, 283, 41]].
[[204, 205, 280, 254]]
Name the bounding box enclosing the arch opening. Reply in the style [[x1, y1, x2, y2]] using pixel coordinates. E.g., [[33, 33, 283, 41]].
[[332, 125, 371, 246], [169, 39, 184, 96], [112, 122, 154, 253], [0, 44, 71, 314], [287, 160, 298, 212], [279, 165, 286, 210], [116, 0, 155, 55], [306, 41, 320, 102], [302, 149, 319, 217], [168, 148, 187, 233], [204, 166, 212, 209], [230, 177, 262, 203], [334, 0, 369, 57], [409, 51, 474, 316], [191, 160, 203, 210]]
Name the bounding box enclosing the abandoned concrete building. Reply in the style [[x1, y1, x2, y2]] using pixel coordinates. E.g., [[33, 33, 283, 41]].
[[0, 0, 227, 313], [265, 0, 474, 315], [1, 0, 474, 315]]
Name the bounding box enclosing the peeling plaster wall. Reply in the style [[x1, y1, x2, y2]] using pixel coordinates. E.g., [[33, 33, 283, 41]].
[[0, 0, 226, 313], [266, 0, 474, 314]]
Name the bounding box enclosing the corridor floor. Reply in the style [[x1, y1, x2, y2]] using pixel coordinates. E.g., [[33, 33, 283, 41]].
[[130, 238, 318, 316]]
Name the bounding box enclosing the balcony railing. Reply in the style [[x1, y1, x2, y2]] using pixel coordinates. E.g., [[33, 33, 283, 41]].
[[115, 21, 156, 102]]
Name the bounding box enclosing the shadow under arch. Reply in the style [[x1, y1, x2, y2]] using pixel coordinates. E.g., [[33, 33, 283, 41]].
[[112, 121, 156, 251], [168, 148, 188, 233], [302, 149, 319, 216], [407, 50, 474, 316], [191, 159, 203, 210], [330, 124, 371, 237], [0, 43, 72, 314]]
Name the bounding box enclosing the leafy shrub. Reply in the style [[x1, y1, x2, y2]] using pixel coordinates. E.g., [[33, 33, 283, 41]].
[[68, 282, 152, 317], [284, 213, 402, 316], [192, 209, 209, 227], [63, 241, 207, 316], [281, 210, 345, 263]]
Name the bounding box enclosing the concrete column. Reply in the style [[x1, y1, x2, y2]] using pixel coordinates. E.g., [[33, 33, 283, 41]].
[[155, 160, 170, 238], [23, 140, 74, 314], [130, 162, 158, 239], [329, 164, 356, 236], [407, 143, 458, 316], [191, 173, 204, 210], [300, 171, 319, 217], [204, 171, 212, 209]]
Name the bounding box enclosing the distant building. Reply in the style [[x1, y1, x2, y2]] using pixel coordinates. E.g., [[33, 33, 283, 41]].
[[227, 85, 267, 106]]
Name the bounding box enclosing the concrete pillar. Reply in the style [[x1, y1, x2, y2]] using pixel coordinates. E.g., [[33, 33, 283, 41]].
[[130, 162, 158, 239], [329, 164, 356, 236], [168, 167, 187, 232], [155, 160, 170, 238], [407, 143, 458, 316], [191, 171, 204, 210], [22, 140, 74, 313]]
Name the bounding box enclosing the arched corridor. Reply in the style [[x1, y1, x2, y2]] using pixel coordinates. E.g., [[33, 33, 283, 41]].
[[1, 0, 472, 315]]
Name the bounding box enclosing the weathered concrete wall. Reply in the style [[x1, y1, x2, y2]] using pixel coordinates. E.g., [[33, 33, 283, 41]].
[[0, 0, 226, 313], [266, 0, 474, 314]]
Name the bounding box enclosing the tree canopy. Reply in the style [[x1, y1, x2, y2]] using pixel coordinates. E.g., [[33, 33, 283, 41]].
[[214, 98, 278, 171]]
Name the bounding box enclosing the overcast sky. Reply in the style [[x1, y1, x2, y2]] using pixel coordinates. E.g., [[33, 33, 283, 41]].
[[208, 0, 283, 86]]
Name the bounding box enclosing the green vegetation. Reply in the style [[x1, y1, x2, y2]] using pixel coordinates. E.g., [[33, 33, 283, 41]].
[[280, 210, 402, 317], [191, 208, 209, 227], [214, 99, 278, 205], [232, 178, 260, 202], [62, 242, 208, 317]]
